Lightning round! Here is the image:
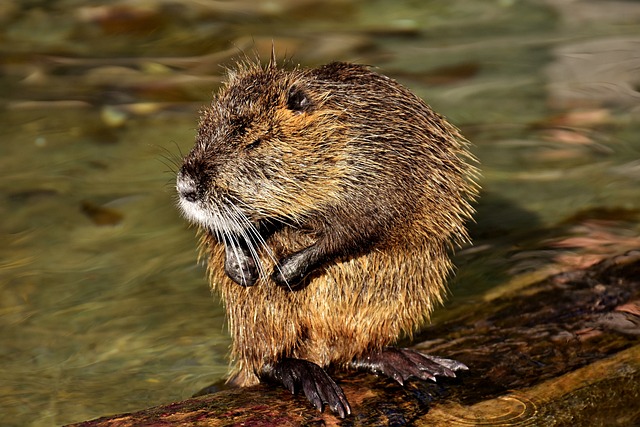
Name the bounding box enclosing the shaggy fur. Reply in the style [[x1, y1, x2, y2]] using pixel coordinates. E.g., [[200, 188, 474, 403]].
[[177, 58, 479, 388]]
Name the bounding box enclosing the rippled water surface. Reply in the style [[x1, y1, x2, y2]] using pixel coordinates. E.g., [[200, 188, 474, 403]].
[[1, 1, 639, 425]]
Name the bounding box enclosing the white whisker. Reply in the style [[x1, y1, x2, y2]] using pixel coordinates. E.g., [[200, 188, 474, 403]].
[[227, 203, 283, 286], [220, 204, 251, 286], [224, 204, 268, 282]]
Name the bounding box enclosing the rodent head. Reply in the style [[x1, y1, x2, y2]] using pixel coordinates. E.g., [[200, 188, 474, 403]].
[[177, 62, 346, 237]]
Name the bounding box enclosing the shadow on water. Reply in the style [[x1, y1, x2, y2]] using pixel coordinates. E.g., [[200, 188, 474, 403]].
[[451, 190, 544, 299], [453, 189, 640, 303]]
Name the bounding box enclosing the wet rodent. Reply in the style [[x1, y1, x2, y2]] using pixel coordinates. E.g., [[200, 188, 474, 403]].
[[176, 56, 479, 417]]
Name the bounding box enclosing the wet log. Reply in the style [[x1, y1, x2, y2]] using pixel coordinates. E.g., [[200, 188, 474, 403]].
[[70, 250, 640, 426]]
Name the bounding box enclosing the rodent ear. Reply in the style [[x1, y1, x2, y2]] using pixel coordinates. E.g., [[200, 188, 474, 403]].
[[286, 86, 311, 113]]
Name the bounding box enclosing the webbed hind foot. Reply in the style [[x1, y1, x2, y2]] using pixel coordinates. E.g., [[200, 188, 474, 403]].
[[261, 358, 351, 418], [352, 346, 467, 385]]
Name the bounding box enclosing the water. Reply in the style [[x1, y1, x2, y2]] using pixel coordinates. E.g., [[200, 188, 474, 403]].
[[1, 0, 639, 425]]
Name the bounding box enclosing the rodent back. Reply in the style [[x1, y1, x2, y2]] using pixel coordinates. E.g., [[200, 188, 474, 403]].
[[304, 62, 477, 248]]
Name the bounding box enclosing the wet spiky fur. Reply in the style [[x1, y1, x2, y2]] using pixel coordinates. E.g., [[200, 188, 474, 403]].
[[177, 59, 479, 387]]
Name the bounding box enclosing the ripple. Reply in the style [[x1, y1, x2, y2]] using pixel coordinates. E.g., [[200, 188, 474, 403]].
[[439, 394, 540, 426]]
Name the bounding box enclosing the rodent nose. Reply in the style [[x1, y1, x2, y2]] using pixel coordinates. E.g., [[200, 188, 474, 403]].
[[181, 189, 198, 203], [176, 170, 200, 203]]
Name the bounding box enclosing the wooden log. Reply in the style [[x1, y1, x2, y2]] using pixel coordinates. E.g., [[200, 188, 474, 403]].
[[69, 250, 640, 426], [420, 345, 640, 426]]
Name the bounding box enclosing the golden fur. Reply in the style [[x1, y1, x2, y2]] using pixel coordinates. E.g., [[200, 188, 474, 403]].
[[181, 59, 479, 387]]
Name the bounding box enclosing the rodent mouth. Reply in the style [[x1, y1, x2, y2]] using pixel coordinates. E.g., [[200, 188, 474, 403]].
[[178, 194, 253, 238], [176, 173, 249, 234]]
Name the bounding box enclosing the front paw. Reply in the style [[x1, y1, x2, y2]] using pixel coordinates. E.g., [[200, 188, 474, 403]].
[[262, 358, 351, 418], [224, 244, 258, 287], [272, 252, 311, 289]]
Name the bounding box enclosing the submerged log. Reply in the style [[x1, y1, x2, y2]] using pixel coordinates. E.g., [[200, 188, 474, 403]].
[[70, 251, 640, 426]]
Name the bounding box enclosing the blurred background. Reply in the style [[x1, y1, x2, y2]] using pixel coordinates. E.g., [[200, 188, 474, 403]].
[[1, 0, 639, 425]]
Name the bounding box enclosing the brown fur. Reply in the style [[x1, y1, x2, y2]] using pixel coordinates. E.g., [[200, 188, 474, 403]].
[[178, 58, 479, 387]]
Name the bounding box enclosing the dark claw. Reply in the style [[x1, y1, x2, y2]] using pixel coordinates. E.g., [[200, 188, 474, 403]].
[[261, 358, 351, 418], [272, 243, 330, 290], [280, 368, 296, 394], [272, 252, 311, 289], [223, 239, 258, 287], [352, 347, 467, 385]]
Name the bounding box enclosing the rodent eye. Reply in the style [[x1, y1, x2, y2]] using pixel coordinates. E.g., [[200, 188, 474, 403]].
[[246, 138, 261, 151], [231, 118, 249, 136], [286, 86, 311, 113]]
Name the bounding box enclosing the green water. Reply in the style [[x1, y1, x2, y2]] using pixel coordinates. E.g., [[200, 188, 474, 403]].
[[1, 0, 639, 425]]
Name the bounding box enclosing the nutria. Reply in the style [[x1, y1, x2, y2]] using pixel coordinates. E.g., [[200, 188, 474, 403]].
[[176, 55, 479, 417]]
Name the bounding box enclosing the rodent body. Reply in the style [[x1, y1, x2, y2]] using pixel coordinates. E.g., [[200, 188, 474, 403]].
[[177, 58, 478, 416]]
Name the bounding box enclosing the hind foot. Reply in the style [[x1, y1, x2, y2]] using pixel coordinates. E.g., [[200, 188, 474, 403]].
[[352, 347, 468, 385], [261, 358, 351, 418]]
